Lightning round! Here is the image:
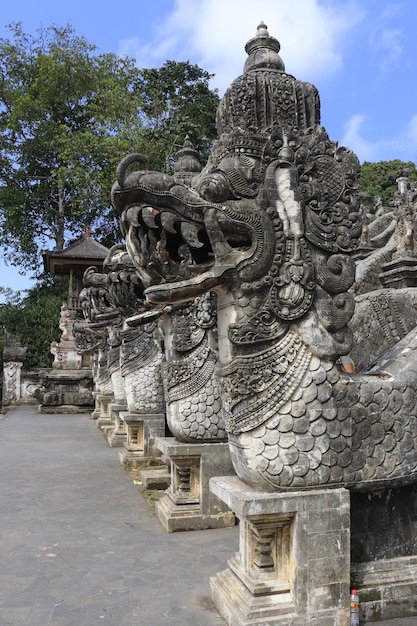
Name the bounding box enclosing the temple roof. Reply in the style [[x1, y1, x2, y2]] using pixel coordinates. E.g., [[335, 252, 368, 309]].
[[42, 232, 110, 276]]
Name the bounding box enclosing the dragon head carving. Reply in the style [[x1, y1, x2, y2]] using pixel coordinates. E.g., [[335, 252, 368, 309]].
[[112, 23, 361, 365]]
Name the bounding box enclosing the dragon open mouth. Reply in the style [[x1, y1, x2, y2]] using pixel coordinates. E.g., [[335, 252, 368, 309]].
[[123, 203, 254, 303], [122, 203, 214, 282], [111, 155, 258, 304]]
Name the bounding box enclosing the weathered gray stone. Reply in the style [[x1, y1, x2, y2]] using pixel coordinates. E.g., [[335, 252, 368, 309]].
[[111, 19, 417, 624], [141, 468, 171, 490], [118, 411, 165, 466], [155, 438, 235, 532], [210, 476, 350, 626]]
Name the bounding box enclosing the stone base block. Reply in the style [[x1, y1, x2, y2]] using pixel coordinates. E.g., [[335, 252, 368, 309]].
[[380, 256, 417, 289], [97, 415, 113, 430], [155, 438, 235, 533], [107, 430, 126, 447], [141, 469, 171, 490], [211, 568, 296, 626], [90, 408, 101, 419], [351, 556, 417, 622], [106, 403, 127, 447], [119, 412, 165, 462], [95, 394, 114, 425], [38, 404, 93, 414], [119, 448, 145, 468], [101, 422, 114, 435], [210, 476, 351, 626]]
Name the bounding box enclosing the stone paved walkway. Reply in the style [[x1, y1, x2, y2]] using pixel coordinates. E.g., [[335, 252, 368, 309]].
[[0, 405, 415, 626], [0, 406, 238, 625]]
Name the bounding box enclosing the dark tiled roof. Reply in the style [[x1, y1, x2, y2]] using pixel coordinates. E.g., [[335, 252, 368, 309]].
[[42, 236, 111, 275], [50, 236, 110, 260]]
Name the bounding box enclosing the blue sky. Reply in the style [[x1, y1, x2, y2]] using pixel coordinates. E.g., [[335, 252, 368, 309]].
[[1, 0, 417, 295]]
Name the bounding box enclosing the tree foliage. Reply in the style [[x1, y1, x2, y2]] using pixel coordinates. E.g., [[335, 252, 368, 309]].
[[135, 60, 219, 170], [360, 160, 417, 207], [0, 276, 68, 368], [0, 24, 221, 366], [0, 23, 220, 279], [0, 23, 143, 272]]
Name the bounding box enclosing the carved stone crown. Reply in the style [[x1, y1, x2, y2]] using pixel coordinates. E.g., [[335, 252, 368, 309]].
[[216, 22, 320, 138]]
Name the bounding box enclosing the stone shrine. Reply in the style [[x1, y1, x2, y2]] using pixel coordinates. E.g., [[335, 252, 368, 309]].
[[34, 229, 110, 412], [111, 22, 417, 625]]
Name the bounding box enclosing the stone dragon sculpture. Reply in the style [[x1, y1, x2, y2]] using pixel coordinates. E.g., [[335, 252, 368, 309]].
[[159, 292, 227, 442], [111, 23, 417, 492], [103, 244, 166, 417], [74, 265, 114, 396]]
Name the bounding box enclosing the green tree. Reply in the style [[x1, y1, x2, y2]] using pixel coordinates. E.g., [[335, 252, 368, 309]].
[[136, 60, 219, 170], [0, 276, 68, 368], [0, 24, 220, 278], [0, 22, 144, 273], [360, 160, 417, 207]]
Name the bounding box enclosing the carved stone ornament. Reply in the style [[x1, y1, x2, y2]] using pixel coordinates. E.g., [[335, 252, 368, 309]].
[[120, 322, 165, 415], [103, 244, 144, 316], [161, 292, 226, 442], [111, 23, 417, 492]]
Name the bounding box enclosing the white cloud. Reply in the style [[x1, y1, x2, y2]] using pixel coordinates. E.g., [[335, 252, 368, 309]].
[[118, 0, 365, 94], [371, 27, 404, 71], [341, 113, 417, 163], [379, 3, 404, 21], [340, 114, 379, 161], [368, 4, 407, 73]]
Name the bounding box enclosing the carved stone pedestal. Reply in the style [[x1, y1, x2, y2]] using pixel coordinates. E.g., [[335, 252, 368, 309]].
[[106, 402, 128, 447], [350, 484, 417, 622], [210, 476, 350, 626], [95, 394, 114, 428], [155, 438, 235, 532], [351, 557, 417, 623], [118, 412, 165, 467], [91, 392, 102, 420], [379, 256, 417, 289]]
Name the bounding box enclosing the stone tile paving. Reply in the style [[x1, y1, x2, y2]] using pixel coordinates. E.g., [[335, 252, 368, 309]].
[[0, 406, 237, 626], [0, 405, 414, 625]]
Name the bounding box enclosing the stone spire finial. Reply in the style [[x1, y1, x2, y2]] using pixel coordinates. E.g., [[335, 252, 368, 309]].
[[244, 21, 285, 73], [216, 23, 319, 136], [173, 135, 202, 186]]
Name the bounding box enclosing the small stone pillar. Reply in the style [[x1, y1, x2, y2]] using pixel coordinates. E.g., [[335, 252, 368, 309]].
[[210, 476, 351, 626], [119, 412, 166, 466], [95, 393, 114, 428], [2, 332, 27, 406], [106, 401, 128, 447], [104, 331, 127, 445], [155, 438, 235, 532]]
